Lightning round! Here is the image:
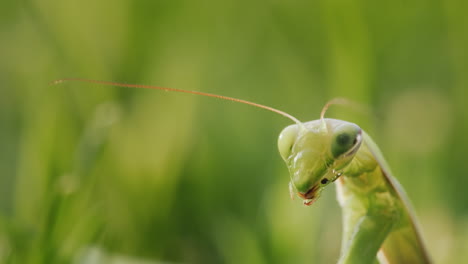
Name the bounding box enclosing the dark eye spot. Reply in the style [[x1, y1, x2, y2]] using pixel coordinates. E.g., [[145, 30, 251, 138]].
[[321, 178, 329, 185], [336, 133, 351, 145]]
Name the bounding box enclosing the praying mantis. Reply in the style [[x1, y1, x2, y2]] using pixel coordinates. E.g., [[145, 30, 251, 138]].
[[54, 79, 432, 264]]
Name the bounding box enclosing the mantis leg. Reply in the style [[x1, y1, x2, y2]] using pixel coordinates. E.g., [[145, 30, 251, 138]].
[[338, 212, 395, 264]]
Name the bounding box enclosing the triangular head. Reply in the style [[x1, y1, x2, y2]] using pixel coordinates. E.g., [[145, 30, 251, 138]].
[[278, 119, 363, 205]]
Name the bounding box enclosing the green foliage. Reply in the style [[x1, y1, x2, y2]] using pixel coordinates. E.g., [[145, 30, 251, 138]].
[[1, 0, 468, 263]]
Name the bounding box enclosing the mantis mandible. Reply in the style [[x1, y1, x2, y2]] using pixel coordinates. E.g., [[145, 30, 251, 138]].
[[54, 79, 432, 264]]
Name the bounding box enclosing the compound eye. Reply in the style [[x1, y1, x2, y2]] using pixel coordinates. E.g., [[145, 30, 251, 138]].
[[331, 124, 361, 158], [336, 133, 352, 146], [278, 125, 299, 161]]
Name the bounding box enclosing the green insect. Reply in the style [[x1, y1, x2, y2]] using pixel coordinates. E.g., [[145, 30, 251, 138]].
[[54, 79, 431, 264], [278, 110, 432, 264]]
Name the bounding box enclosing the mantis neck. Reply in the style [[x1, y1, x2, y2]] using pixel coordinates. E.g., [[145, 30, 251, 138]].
[[337, 132, 391, 198]]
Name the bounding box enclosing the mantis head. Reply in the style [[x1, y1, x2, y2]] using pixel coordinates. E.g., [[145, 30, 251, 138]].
[[278, 119, 362, 205]]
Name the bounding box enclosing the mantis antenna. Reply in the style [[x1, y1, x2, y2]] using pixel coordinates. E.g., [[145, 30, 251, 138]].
[[320, 97, 352, 120], [319, 97, 371, 131], [52, 78, 304, 126]]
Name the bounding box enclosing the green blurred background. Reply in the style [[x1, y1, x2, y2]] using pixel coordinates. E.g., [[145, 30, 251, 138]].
[[1, 0, 467, 263]]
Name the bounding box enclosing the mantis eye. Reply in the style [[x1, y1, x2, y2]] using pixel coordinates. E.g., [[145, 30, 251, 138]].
[[331, 124, 361, 158], [278, 125, 300, 161], [336, 133, 352, 145]]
